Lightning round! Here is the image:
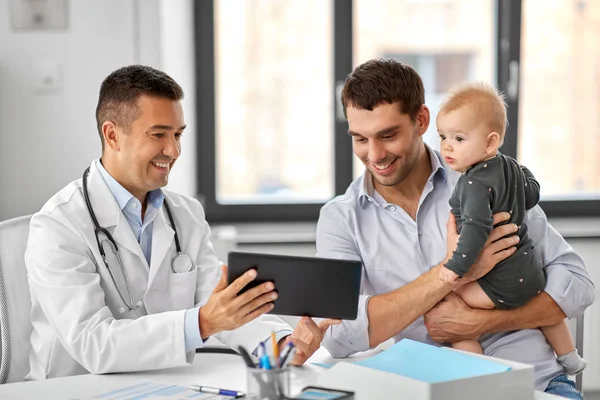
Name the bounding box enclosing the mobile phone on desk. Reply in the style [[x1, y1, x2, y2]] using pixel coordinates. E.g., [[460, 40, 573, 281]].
[[289, 386, 354, 400]]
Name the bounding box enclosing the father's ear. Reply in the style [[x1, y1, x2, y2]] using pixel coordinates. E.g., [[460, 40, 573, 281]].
[[416, 104, 431, 135]]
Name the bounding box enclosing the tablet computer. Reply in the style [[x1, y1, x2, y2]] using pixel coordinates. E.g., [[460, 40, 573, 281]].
[[227, 251, 362, 320]]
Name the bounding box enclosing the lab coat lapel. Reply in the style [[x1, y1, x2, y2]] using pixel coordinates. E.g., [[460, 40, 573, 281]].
[[147, 204, 175, 289], [87, 160, 147, 264], [111, 216, 148, 263]]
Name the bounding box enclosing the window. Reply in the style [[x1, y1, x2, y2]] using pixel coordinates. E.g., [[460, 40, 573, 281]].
[[352, 0, 496, 179], [214, 0, 334, 205], [195, 0, 352, 222], [196, 1, 596, 222], [517, 0, 600, 203], [498, 0, 600, 216]]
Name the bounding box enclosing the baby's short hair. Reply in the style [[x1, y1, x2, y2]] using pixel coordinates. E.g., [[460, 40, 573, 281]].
[[439, 82, 507, 142]]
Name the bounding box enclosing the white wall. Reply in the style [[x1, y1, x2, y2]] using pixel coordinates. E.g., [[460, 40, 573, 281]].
[[0, 0, 176, 221]]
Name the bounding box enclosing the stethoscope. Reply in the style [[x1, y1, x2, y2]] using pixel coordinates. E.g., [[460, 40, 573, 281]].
[[83, 167, 194, 313]]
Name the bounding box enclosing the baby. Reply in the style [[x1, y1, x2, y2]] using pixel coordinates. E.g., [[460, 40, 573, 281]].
[[436, 82, 586, 375]]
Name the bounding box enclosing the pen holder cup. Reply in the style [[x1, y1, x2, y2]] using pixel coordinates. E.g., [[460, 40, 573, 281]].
[[246, 366, 291, 400]]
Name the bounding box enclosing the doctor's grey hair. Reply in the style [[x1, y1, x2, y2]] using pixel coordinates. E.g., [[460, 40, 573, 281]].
[[95, 65, 184, 151]]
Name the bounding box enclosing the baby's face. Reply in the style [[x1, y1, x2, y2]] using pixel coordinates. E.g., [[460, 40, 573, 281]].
[[436, 107, 490, 172]]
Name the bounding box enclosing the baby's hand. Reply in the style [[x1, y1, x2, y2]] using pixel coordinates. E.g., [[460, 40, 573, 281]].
[[439, 266, 460, 284]]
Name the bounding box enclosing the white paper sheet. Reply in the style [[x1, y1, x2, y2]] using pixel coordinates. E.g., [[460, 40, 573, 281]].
[[79, 381, 234, 400]]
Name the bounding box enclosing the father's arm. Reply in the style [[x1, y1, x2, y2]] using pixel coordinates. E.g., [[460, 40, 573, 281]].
[[318, 206, 518, 357], [425, 206, 595, 342]]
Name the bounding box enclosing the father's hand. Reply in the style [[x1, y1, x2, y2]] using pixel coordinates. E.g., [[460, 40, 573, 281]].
[[460, 212, 519, 283], [424, 292, 487, 343], [287, 317, 341, 365]]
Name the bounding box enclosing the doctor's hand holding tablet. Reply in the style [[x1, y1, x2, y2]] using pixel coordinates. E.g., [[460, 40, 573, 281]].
[[197, 264, 280, 338], [201, 254, 353, 366]]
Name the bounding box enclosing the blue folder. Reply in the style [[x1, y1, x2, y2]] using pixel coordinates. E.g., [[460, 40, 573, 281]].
[[352, 339, 511, 383]]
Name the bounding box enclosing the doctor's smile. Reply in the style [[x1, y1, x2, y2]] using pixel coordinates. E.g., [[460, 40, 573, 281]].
[[150, 160, 172, 171]]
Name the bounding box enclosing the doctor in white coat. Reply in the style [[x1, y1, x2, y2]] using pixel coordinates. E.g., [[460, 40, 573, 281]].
[[25, 65, 336, 380]]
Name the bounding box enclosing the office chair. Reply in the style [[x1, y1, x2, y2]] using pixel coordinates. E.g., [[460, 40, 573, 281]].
[[0, 215, 33, 384], [575, 313, 584, 393]]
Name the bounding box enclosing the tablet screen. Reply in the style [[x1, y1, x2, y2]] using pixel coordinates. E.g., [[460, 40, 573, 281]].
[[227, 251, 362, 320]]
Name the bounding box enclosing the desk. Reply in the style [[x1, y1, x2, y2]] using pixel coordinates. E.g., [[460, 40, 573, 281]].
[[0, 350, 564, 399]]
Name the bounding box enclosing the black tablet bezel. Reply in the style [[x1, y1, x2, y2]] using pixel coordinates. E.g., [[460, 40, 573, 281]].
[[227, 251, 362, 320]]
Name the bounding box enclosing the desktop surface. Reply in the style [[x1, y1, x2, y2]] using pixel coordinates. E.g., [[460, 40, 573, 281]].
[[0, 346, 563, 399]]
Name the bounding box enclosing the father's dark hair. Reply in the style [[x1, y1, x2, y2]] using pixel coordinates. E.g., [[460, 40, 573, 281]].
[[95, 65, 184, 150], [341, 58, 424, 121]]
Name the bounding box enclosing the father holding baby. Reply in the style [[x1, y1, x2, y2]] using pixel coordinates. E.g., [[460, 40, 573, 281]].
[[295, 58, 594, 399]]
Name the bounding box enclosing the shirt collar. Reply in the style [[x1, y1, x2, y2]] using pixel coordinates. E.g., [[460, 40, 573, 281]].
[[428, 145, 448, 182], [358, 172, 374, 207], [146, 188, 165, 210], [358, 144, 448, 208], [96, 159, 165, 211]]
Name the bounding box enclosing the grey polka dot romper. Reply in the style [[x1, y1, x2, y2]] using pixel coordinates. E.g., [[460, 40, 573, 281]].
[[445, 153, 546, 310]]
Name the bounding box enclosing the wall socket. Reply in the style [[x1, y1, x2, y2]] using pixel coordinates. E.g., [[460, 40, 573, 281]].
[[34, 60, 64, 94]]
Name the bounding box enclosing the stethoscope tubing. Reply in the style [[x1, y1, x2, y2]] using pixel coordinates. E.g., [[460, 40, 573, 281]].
[[82, 166, 189, 312]]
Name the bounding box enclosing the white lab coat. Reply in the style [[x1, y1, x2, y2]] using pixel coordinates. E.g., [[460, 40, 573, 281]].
[[24, 160, 289, 379]]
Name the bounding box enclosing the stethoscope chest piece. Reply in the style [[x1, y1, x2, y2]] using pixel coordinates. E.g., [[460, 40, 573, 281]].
[[172, 253, 193, 273], [119, 301, 144, 314]]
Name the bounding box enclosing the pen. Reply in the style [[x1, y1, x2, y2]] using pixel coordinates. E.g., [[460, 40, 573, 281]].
[[259, 342, 272, 369], [271, 331, 279, 367], [189, 385, 245, 398], [279, 345, 297, 368], [278, 341, 294, 363], [237, 345, 257, 368]]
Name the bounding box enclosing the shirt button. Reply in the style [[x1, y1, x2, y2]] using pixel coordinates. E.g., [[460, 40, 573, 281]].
[[131, 203, 137, 209], [418, 231, 423, 236], [388, 206, 396, 211]]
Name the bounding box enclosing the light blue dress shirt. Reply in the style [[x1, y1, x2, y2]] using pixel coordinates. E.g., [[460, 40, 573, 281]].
[[97, 161, 290, 354], [96, 160, 203, 352], [316, 146, 595, 391]]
